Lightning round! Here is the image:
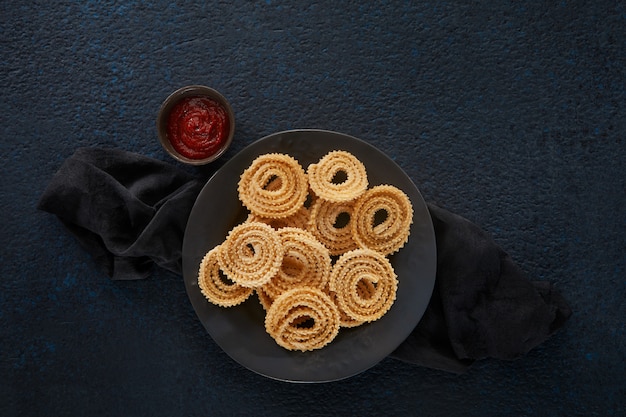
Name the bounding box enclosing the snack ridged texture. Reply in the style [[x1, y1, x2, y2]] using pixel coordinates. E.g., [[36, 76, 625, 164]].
[[329, 248, 398, 322], [238, 153, 308, 219], [217, 222, 284, 288], [308, 198, 359, 256], [247, 205, 311, 230], [264, 287, 341, 351], [351, 185, 413, 255], [307, 151, 368, 203], [261, 227, 332, 299], [198, 246, 254, 307], [326, 287, 366, 328]]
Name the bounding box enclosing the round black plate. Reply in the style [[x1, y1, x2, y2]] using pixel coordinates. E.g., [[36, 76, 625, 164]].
[[182, 129, 436, 382]]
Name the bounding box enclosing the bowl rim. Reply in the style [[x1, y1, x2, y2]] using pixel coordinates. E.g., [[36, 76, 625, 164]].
[[156, 85, 235, 166]]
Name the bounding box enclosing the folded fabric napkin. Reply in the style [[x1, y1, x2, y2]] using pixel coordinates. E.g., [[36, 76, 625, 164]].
[[38, 147, 571, 373], [37, 147, 204, 280], [389, 203, 571, 372]]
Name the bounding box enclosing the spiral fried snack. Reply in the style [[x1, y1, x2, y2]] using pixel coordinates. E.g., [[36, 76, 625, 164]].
[[238, 153, 309, 218], [329, 248, 398, 322], [261, 227, 332, 299], [264, 287, 341, 351], [334, 279, 379, 327], [326, 288, 365, 328], [308, 198, 359, 256], [351, 185, 413, 255], [217, 222, 284, 288], [307, 150, 368, 203], [198, 246, 254, 307]]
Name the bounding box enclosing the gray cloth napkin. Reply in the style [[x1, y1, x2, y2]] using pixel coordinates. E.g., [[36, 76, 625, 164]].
[[38, 147, 571, 373]]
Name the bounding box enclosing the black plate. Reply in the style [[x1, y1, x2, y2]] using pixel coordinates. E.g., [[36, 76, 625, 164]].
[[182, 129, 437, 382]]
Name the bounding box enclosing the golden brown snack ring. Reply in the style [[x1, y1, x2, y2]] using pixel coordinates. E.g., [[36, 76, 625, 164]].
[[261, 227, 332, 299], [307, 198, 358, 256], [238, 153, 309, 219], [326, 288, 366, 328], [307, 151, 368, 203], [198, 246, 254, 307], [329, 248, 397, 322], [264, 287, 340, 351], [351, 185, 413, 255], [217, 222, 284, 288]]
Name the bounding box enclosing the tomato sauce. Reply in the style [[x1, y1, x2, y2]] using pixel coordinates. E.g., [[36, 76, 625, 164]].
[[166, 96, 230, 160]]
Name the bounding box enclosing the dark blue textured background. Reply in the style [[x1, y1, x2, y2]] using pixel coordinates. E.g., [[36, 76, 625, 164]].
[[1, 1, 624, 416]]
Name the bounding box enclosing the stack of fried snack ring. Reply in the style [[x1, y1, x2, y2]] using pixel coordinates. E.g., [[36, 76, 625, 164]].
[[197, 150, 414, 351]]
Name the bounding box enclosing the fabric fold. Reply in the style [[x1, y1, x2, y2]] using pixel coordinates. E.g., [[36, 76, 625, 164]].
[[389, 204, 572, 372], [37, 147, 203, 280]]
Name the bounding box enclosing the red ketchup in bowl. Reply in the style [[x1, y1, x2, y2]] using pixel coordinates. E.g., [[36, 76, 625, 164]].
[[166, 96, 230, 160]]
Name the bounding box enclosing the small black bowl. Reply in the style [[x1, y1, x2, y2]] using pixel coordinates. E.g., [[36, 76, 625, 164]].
[[156, 85, 235, 165]]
